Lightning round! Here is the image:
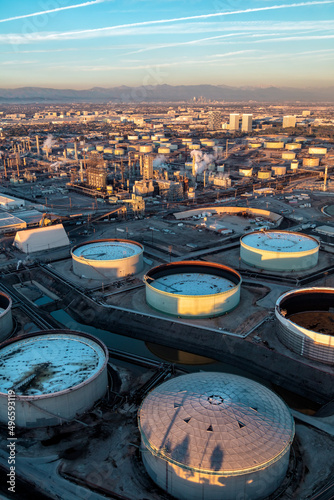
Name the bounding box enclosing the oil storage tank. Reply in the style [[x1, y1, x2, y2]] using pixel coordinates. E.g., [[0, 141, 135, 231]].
[[144, 261, 241, 318], [276, 288, 334, 364], [240, 230, 319, 271], [0, 330, 109, 427], [72, 239, 143, 280], [138, 372, 295, 500], [0, 292, 13, 342]]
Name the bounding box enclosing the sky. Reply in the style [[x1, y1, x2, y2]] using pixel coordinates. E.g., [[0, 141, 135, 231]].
[[0, 0, 334, 89]]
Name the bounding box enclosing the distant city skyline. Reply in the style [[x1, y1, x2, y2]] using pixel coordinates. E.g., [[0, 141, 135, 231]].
[[1, 0, 334, 89]]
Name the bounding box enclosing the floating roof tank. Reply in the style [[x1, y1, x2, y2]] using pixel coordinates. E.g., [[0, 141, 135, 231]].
[[144, 261, 241, 318], [0, 330, 109, 427], [0, 292, 13, 342], [240, 230, 319, 271], [71, 238, 144, 280], [276, 288, 334, 365]]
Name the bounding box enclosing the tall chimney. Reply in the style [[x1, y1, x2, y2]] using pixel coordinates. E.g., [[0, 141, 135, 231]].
[[36, 135, 40, 155]]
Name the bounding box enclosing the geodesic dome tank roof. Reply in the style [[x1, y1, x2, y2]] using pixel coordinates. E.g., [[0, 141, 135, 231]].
[[139, 372, 294, 474]]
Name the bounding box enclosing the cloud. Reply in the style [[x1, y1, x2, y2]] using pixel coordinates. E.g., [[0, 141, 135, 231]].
[[0, 0, 107, 24], [2, 0, 332, 42]]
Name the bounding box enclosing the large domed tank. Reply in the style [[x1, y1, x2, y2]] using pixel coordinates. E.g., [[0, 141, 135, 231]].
[[139, 372, 295, 500]]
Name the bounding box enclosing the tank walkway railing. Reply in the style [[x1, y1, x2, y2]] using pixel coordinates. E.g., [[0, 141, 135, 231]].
[[107, 347, 170, 369], [240, 263, 334, 287], [0, 282, 56, 330], [133, 366, 173, 404], [310, 479, 334, 500], [39, 263, 87, 295]]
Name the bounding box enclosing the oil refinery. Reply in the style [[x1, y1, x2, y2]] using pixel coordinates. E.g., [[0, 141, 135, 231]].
[[0, 99, 333, 500]]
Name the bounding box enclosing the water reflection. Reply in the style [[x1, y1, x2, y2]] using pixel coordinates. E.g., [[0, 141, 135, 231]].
[[51, 309, 320, 414], [146, 342, 215, 365]]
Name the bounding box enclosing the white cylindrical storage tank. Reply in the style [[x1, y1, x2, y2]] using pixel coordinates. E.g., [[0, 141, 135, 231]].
[[0, 330, 109, 428], [169, 143, 178, 151], [285, 143, 302, 150], [240, 230, 319, 271], [182, 138, 192, 144], [96, 145, 104, 152], [291, 161, 299, 170], [264, 141, 284, 149], [0, 292, 13, 342], [303, 157, 320, 167], [272, 166, 287, 176], [276, 288, 334, 365], [139, 372, 295, 500], [158, 147, 170, 154], [308, 147, 327, 155], [202, 139, 216, 147], [72, 239, 144, 280], [282, 151, 296, 160], [144, 261, 241, 318], [139, 144, 153, 153], [114, 148, 125, 156], [190, 143, 200, 150], [258, 169, 271, 179], [103, 147, 113, 154], [159, 137, 169, 143], [248, 142, 262, 149], [239, 167, 253, 177], [141, 135, 150, 140], [128, 135, 139, 141]]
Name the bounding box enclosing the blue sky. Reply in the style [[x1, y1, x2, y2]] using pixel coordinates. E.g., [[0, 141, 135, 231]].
[[1, 0, 333, 89]]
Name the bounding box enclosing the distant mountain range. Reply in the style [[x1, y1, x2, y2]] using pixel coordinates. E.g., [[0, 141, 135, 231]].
[[0, 84, 333, 103]]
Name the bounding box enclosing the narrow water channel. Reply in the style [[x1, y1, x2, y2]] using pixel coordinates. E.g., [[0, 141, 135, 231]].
[[51, 309, 320, 414]]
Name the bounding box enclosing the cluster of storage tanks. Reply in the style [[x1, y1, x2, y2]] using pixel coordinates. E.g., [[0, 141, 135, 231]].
[[2, 219, 334, 499], [80, 133, 209, 157], [247, 138, 327, 178]]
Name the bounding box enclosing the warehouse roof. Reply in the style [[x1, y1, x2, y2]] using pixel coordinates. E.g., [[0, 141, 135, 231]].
[[13, 224, 69, 253]]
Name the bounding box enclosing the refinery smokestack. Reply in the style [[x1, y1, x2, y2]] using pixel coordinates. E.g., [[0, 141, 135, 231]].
[[324, 166, 328, 191], [36, 135, 40, 156], [74, 141, 78, 161]]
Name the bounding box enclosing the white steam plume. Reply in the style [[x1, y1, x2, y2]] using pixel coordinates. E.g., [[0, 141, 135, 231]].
[[153, 155, 168, 169], [43, 135, 57, 150], [190, 150, 217, 175]]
